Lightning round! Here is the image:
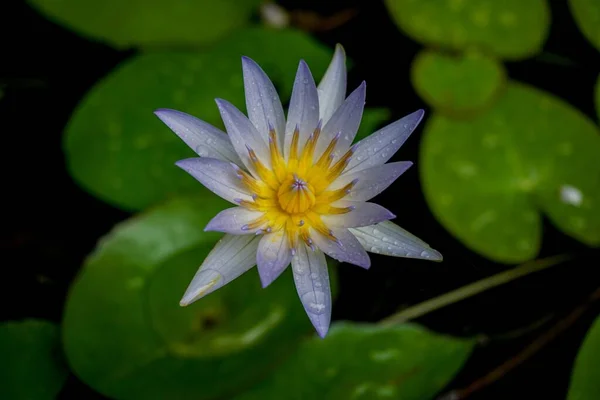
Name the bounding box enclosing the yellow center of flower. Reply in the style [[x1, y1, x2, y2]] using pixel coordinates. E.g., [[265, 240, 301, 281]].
[[235, 124, 356, 250]]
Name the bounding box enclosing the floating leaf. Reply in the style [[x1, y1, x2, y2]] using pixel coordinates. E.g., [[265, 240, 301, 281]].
[[411, 50, 505, 115], [355, 108, 391, 142], [0, 320, 68, 400], [27, 0, 262, 48], [568, 314, 600, 400], [569, 0, 600, 52], [384, 0, 550, 60], [236, 323, 475, 400], [64, 28, 332, 211], [421, 82, 600, 263], [63, 196, 338, 400]]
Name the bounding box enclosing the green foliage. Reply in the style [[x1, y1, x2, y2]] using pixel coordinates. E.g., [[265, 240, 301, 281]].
[[62, 196, 336, 400], [0, 320, 68, 399], [421, 82, 600, 263], [385, 0, 550, 60], [568, 314, 600, 400], [27, 0, 262, 48], [569, 0, 600, 52], [411, 50, 505, 115], [63, 28, 332, 211], [355, 108, 391, 142], [596, 74, 600, 121], [237, 323, 475, 400]]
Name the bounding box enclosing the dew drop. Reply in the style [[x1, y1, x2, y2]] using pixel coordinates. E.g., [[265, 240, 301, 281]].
[[310, 272, 319, 279], [195, 145, 209, 157]]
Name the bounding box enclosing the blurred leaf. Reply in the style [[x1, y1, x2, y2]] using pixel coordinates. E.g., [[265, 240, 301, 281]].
[[421, 82, 600, 263], [411, 50, 506, 115], [64, 28, 332, 211], [236, 322, 475, 400], [355, 108, 391, 142], [568, 313, 600, 400], [27, 0, 262, 49], [384, 0, 550, 60], [569, 0, 600, 52], [0, 320, 68, 400], [596, 74, 600, 121], [63, 196, 338, 400]]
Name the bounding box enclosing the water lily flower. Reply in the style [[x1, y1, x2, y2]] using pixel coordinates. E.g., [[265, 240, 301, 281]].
[[155, 45, 442, 338]]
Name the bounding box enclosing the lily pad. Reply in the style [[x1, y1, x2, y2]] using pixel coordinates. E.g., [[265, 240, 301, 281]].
[[569, 0, 600, 52], [385, 0, 550, 60], [0, 320, 68, 400], [411, 49, 505, 115], [63, 196, 338, 400], [236, 323, 475, 400], [27, 0, 262, 49], [568, 314, 600, 400], [355, 108, 391, 142], [64, 28, 332, 211], [421, 82, 600, 263]]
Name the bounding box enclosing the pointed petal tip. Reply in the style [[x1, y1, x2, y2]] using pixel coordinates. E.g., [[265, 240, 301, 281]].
[[334, 43, 346, 57], [429, 249, 444, 262], [315, 324, 329, 338]]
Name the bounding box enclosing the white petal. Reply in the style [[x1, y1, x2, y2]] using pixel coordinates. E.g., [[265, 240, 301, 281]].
[[154, 108, 242, 164], [317, 44, 347, 125], [205, 207, 265, 234], [256, 231, 292, 288], [216, 99, 271, 175], [175, 158, 252, 204], [311, 227, 370, 269], [345, 110, 424, 174], [284, 60, 319, 160], [242, 56, 286, 147], [292, 245, 331, 338], [322, 201, 395, 228], [180, 234, 260, 306], [331, 161, 412, 201], [316, 82, 366, 160], [350, 221, 443, 261]]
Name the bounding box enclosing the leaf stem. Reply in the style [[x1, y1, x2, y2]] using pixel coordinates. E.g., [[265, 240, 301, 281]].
[[380, 254, 572, 326]]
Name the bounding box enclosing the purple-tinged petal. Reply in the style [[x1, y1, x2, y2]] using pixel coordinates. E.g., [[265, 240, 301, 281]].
[[180, 234, 260, 306], [317, 44, 347, 126], [242, 56, 286, 146], [256, 231, 292, 288], [322, 201, 395, 228], [154, 108, 242, 164], [216, 99, 271, 175], [331, 161, 413, 201], [292, 245, 331, 338], [345, 109, 424, 174], [350, 221, 443, 261], [175, 157, 252, 204], [311, 227, 370, 269], [205, 207, 265, 234], [316, 82, 366, 160], [284, 60, 319, 160]]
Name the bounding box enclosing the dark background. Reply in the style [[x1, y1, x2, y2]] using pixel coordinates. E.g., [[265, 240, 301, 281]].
[[2, 0, 599, 399]]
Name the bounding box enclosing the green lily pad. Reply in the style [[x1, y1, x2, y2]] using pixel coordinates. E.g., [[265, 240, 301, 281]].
[[236, 323, 475, 400], [385, 0, 550, 60], [411, 50, 506, 115], [569, 0, 600, 52], [0, 320, 68, 400], [63, 196, 338, 400], [64, 28, 332, 211], [355, 108, 391, 142], [421, 81, 600, 263], [568, 314, 600, 399], [27, 0, 262, 49]]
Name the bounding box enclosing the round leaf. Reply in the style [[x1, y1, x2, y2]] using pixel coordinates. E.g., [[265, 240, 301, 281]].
[[63, 196, 337, 400], [568, 314, 600, 399], [236, 323, 475, 400], [411, 50, 506, 115], [64, 28, 332, 211], [421, 82, 600, 263], [569, 0, 600, 52], [27, 0, 262, 48], [0, 320, 68, 400], [384, 0, 550, 60]]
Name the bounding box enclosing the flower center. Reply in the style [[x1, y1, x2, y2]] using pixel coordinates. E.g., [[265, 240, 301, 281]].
[[277, 174, 315, 214]]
